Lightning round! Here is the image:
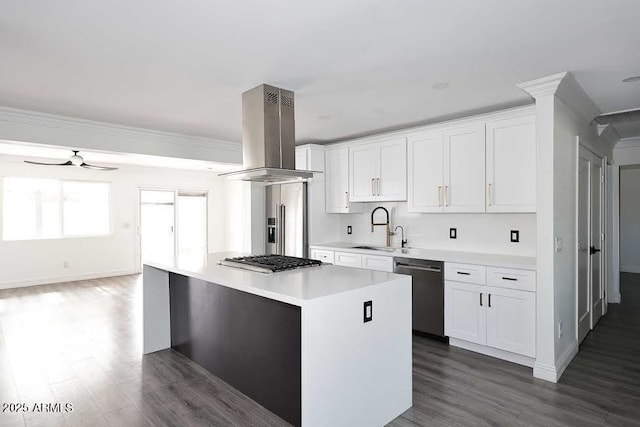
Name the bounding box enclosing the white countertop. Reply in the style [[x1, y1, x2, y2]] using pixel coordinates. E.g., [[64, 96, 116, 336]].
[[143, 252, 408, 307], [310, 242, 536, 270]]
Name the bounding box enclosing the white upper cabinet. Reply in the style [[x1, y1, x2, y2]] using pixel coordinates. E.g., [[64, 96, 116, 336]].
[[443, 124, 486, 212], [325, 147, 361, 213], [377, 139, 408, 201], [408, 123, 485, 213], [295, 146, 309, 171], [485, 115, 536, 212], [349, 138, 407, 202], [349, 144, 378, 201], [408, 132, 445, 212]]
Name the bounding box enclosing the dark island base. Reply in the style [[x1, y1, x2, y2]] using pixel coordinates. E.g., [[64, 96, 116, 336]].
[[169, 273, 302, 426]]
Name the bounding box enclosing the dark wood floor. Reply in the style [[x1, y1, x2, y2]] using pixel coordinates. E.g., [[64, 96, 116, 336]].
[[0, 274, 639, 426]]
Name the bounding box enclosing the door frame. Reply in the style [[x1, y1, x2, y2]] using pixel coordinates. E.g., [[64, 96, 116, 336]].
[[136, 187, 209, 271]]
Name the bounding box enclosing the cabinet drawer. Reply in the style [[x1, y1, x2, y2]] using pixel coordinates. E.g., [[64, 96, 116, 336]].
[[362, 255, 393, 272], [310, 249, 334, 264], [487, 267, 536, 292], [445, 263, 486, 285], [334, 252, 362, 268]]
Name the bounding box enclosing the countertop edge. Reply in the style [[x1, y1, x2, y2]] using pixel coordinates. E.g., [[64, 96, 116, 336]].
[[309, 243, 537, 270]]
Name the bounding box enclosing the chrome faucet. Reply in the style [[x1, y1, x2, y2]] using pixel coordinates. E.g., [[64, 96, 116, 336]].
[[371, 206, 392, 247], [394, 225, 407, 248]]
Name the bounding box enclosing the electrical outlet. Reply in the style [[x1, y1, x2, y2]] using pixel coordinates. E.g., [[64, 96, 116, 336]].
[[363, 301, 373, 323], [63, 261, 69, 269], [347, 225, 352, 235], [558, 321, 563, 338], [449, 228, 457, 239], [510, 230, 520, 243]]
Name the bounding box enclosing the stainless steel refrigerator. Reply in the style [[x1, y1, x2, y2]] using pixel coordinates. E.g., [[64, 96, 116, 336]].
[[265, 182, 308, 257]]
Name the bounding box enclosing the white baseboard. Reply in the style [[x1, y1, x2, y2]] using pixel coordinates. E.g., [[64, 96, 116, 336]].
[[621, 265, 640, 274], [0, 270, 140, 290], [449, 338, 535, 368], [609, 292, 622, 304], [533, 340, 579, 383]]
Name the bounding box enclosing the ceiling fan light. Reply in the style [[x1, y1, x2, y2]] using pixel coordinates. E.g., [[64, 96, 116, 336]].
[[70, 154, 83, 166]]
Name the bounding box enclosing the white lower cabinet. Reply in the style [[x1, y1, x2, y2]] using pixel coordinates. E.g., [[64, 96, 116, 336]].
[[334, 251, 363, 268], [445, 263, 536, 364], [444, 282, 486, 345], [310, 248, 394, 272], [486, 286, 536, 357]]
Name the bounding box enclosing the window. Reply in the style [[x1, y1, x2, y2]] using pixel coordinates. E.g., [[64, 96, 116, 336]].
[[2, 177, 111, 241]]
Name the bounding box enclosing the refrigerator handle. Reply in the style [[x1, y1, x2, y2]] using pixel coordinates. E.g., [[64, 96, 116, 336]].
[[275, 203, 282, 255], [280, 204, 286, 255]]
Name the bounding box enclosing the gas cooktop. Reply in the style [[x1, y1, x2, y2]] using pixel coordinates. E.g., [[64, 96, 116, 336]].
[[219, 255, 322, 274]]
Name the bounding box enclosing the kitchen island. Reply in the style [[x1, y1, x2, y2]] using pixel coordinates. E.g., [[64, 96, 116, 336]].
[[143, 253, 412, 427]]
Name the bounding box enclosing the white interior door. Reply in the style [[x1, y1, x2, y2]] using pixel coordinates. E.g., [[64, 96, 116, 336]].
[[590, 159, 604, 327], [577, 149, 591, 343], [140, 190, 175, 264]]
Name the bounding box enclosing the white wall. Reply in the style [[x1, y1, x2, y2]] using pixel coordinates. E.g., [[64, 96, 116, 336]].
[[335, 204, 536, 256], [620, 166, 640, 273], [0, 154, 234, 289]]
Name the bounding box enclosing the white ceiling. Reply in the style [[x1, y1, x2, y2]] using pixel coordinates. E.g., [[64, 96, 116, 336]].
[[2, 0, 640, 143], [0, 141, 241, 172]]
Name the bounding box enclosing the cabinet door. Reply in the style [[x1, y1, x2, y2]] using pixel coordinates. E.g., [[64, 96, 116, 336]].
[[325, 148, 351, 213], [361, 255, 393, 272], [486, 115, 536, 212], [334, 251, 362, 268], [486, 287, 536, 357], [349, 145, 377, 202], [295, 146, 309, 171], [407, 132, 444, 212], [443, 124, 486, 212], [445, 281, 486, 345], [377, 138, 407, 201]]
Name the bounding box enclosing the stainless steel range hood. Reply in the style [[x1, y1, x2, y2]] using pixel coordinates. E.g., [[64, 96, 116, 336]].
[[220, 84, 316, 183]]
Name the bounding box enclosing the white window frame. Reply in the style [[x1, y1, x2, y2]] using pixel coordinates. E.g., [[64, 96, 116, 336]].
[[1, 176, 114, 241]]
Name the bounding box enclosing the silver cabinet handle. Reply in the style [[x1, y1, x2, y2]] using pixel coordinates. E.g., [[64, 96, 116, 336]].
[[376, 178, 380, 196], [345, 191, 348, 208], [437, 186, 442, 207], [444, 186, 449, 206], [487, 183, 493, 206], [371, 178, 375, 196]]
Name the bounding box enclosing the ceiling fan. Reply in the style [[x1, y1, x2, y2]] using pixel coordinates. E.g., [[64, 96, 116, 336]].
[[24, 150, 118, 171]]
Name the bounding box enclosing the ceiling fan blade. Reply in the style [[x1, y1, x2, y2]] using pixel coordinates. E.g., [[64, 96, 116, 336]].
[[80, 163, 118, 171], [24, 160, 73, 166]]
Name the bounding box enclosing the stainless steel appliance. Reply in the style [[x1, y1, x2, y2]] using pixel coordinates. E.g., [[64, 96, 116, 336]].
[[393, 257, 445, 337], [220, 84, 316, 183], [266, 182, 308, 257], [220, 255, 321, 274]]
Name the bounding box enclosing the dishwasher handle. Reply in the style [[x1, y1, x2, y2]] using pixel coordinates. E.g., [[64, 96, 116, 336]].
[[395, 263, 442, 273]]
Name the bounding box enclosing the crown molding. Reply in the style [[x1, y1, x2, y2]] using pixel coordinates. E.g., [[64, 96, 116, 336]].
[[517, 72, 601, 123], [615, 137, 640, 149], [0, 106, 242, 163], [517, 72, 567, 98]]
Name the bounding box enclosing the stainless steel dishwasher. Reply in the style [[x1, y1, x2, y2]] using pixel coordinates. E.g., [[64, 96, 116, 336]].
[[393, 257, 444, 337]]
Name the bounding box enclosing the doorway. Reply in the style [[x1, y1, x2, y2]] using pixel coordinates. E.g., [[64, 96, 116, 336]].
[[139, 189, 208, 266], [577, 145, 606, 344]]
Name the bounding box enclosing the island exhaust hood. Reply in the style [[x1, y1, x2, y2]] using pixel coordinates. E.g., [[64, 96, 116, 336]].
[[219, 84, 316, 183]]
